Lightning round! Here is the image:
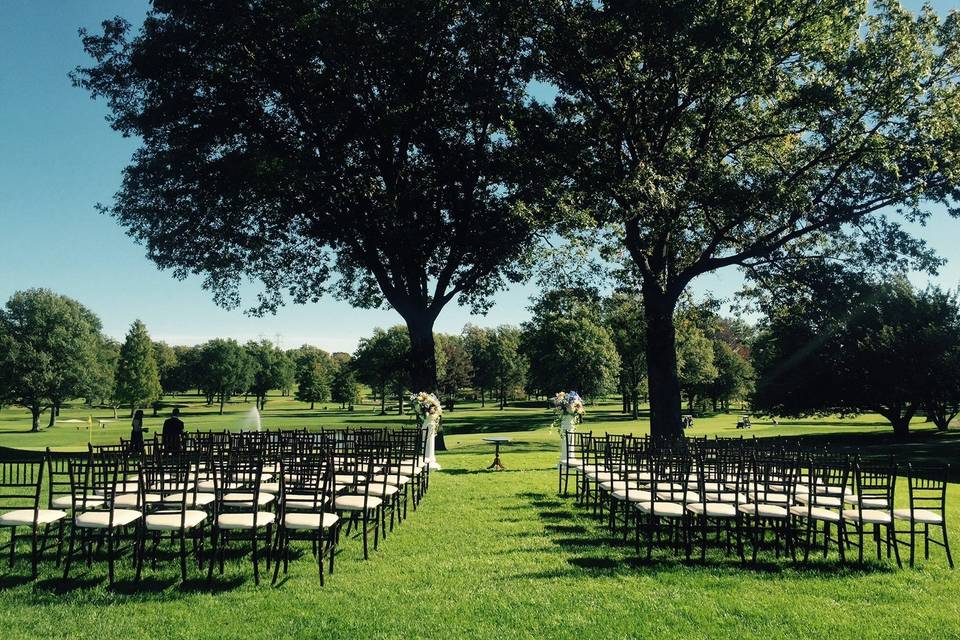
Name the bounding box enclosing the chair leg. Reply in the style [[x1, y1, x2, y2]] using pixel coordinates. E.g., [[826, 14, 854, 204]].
[[30, 526, 39, 579], [252, 528, 260, 586], [8, 527, 16, 568], [362, 512, 369, 560], [889, 526, 902, 568], [63, 525, 77, 579], [55, 519, 65, 567], [107, 529, 116, 586], [943, 525, 954, 569], [271, 528, 284, 585], [909, 527, 916, 568], [206, 527, 218, 583], [179, 530, 188, 583]]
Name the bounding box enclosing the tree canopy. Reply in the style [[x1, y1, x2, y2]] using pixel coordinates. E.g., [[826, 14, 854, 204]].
[[0, 289, 104, 431], [534, 0, 960, 438], [73, 0, 546, 392], [115, 319, 162, 415], [752, 275, 960, 437]]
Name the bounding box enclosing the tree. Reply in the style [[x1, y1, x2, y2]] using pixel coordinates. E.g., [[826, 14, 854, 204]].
[[89, 337, 123, 419], [706, 341, 754, 413], [115, 320, 163, 416], [74, 1, 546, 394], [603, 292, 646, 419], [521, 292, 619, 401], [246, 340, 293, 410], [353, 327, 411, 415], [489, 326, 526, 409], [676, 319, 717, 412], [198, 339, 253, 415], [294, 347, 336, 411], [331, 363, 362, 410], [752, 275, 953, 437], [0, 289, 103, 431], [86, 336, 119, 406], [916, 288, 960, 431], [153, 341, 178, 397], [436, 334, 473, 411], [166, 345, 201, 395], [463, 324, 497, 407], [536, 1, 960, 439]]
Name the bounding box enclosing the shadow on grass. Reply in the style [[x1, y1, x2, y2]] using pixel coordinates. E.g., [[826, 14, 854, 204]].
[[523, 493, 899, 580]]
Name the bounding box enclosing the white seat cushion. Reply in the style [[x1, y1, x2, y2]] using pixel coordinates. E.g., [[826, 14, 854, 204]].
[[893, 508, 943, 524], [0, 509, 66, 526], [114, 493, 162, 508], [371, 474, 410, 486], [843, 509, 892, 524], [635, 501, 685, 517], [163, 492, 215, 508], [738, 503, 788, 519], [196, 480, 241, 492], [145, 510, 207, 531], [334, 474, 366, 485], [259, 482, 280, 494], [603, 480, 647, 493], [76, 509, 140, 528], [335, 495, 383, 511], [52, 495, 103, 509], [687, 502, 736, 518], [843, 495, 889, 509], [796, 494, 842, 508], [789, 505, 840, 522], [365, 484, 400, 498], [222, 492, 275, 508], [703, 491, 745, 503], [611, 489, 652, 502], [283, 512, 339, 530], [560, 459, 583, 469], [217, 512, 275, 529]]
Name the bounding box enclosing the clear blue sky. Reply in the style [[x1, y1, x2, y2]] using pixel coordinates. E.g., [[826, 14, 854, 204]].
[[2, 1, 959, 353]]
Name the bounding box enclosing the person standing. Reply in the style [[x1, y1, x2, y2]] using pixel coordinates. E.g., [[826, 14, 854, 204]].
[[161, 407, 185, 453], [130, 409, 145, 452]]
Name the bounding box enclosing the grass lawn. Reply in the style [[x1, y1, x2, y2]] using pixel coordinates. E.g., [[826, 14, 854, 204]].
[[0, 396, 957, 639]]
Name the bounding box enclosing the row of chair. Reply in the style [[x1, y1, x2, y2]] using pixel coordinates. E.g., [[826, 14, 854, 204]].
[[0, 427, 431, 586], [559, 433, 953, 568]]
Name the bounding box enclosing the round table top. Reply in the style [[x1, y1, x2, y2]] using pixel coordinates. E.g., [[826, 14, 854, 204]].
[[482, 436, 512, 443]]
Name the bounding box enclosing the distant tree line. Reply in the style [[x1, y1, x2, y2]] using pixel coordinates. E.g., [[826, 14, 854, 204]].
[[0, 287, 759, 430]]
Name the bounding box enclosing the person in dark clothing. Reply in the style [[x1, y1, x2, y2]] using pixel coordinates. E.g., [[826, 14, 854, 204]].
[[130, 409, 146, 453], [161, 408, 185, 453]]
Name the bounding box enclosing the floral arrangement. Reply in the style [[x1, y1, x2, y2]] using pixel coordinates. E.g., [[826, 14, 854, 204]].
[[410, 391, 443, 424], [551, 391, 585, 417], [550, 391, 585, 434]]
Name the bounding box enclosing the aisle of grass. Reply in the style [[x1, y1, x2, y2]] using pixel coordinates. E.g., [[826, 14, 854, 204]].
[[0, 439, 957, 640]]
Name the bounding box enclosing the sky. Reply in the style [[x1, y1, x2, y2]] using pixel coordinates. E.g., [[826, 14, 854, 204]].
[[2, 1, 959, 353]]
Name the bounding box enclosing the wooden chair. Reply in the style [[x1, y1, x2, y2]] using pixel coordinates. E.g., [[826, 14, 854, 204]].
[[0, 456, 66, 577], [63, 453, 142, 585], [894, 464, 952, 568], [272, 450, 340, 585]]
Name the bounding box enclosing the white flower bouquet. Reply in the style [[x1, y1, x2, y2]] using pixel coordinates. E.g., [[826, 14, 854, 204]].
[[551, 390, 585, 417], [410, 391, 443, 422]]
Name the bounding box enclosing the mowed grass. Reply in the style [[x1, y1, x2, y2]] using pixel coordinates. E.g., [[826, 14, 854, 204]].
[[0, 397, 957, 639]]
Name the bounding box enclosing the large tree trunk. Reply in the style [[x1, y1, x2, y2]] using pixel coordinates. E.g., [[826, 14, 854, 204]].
[[643, 286, 683, 441], [48, 404, 58, 428], [405, 314, 438, 392], [219, 392, 225, 415], [632, 389, 640, 420], [31, 407, 42, 432], [882, 403, 916, 439]]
